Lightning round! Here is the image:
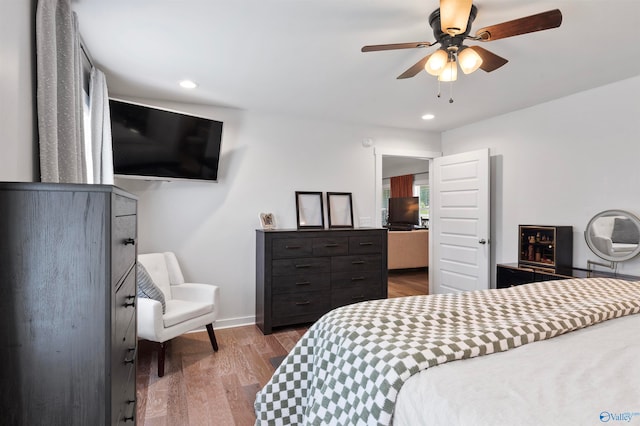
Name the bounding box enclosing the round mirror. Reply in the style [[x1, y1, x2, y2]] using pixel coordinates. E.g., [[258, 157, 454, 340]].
[[585, 209, 640, 262]]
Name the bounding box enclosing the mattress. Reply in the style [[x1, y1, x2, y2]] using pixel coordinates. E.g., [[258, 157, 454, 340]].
[[395, 312, 640, 426]]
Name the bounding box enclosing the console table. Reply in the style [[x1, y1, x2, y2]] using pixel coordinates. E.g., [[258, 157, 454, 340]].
[[256, 228, 388, 334], [497, 262, 640, 289]]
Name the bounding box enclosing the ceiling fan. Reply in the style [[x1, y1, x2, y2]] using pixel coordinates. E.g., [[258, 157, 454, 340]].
[[362, 0, 562, 95]]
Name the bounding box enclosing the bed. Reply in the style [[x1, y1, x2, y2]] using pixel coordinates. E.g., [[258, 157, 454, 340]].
[[254, 278, 640, 425]]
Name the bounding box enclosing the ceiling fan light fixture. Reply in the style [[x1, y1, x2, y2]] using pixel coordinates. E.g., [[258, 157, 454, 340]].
[[425, 49, 449, 76], [440, 0, 473, 35], [438, 59, 458, 82], [458, 47, 483, 74]]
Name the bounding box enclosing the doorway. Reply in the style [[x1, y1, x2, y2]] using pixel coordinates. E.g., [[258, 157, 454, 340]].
[[374, 147, 440, 296]]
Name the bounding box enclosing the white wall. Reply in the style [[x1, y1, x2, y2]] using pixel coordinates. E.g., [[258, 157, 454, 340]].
[[115, 98, 440, 327], [0, 0, 36, 182], [442, 75, 640, 281]]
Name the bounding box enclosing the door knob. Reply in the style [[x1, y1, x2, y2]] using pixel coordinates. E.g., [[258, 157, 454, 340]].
[[479, 239, 487, 245]]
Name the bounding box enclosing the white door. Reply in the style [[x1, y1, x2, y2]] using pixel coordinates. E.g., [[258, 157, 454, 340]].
[[430, 148, 490, 294]]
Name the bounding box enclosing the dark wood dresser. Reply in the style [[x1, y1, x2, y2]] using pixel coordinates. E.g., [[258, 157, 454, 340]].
[[256, 228, 388, 334], [0, 183, 138, 425], [497, 263, 640, 289]]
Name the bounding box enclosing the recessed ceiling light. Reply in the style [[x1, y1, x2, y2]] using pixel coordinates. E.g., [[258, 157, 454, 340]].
[[422, 113, 435, 120], [179, 80, 198, 89]]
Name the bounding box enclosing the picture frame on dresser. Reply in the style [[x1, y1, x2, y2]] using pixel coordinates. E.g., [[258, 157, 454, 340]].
[[259, 212, 276, 230], [327, 192, 354, 229], [295, 191, 324, 229]]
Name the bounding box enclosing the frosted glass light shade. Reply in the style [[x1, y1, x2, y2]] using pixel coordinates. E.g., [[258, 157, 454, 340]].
[[458, 47, 483, 74], [440, 0, 473, 35], [425, 50, 449, 76], [438, 60, 458, 82]]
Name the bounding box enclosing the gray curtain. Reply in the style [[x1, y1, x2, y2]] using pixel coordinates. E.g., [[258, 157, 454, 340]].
[[36, 0, 86, 183], [89, 68, 114, 184]]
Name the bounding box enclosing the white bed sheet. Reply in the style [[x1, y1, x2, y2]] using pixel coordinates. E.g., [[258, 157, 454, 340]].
[[394, 313, 640, 426]]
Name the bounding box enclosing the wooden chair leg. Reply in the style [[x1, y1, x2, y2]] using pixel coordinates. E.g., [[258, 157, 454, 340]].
[[158, 341, 167, 377], [206, 324, 219, 352]]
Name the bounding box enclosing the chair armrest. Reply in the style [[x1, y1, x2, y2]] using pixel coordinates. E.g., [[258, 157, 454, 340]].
[[171, 283, 219, 305], [591, 235, 613, 256], [136, 297, 165, 341]]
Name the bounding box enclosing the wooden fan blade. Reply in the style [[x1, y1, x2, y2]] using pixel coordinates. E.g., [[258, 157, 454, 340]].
[[397, 55, 431, 79], [468, 46, 508, 72], [475, 9, 562, 41], [361, 42, 432, 52]]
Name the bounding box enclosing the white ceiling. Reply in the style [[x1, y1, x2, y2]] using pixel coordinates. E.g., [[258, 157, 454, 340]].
[[72, 0, 640, 132]]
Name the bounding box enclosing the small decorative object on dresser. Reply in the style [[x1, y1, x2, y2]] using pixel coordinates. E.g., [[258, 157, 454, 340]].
[[295, 191, 325, 229], [0, 182, 138, 425], [326, 192, 354, 228], [259, 212, 276, 230]]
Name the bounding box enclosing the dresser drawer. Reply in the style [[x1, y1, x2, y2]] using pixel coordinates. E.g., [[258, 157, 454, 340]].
[[331, 270, 382, 290], [272, 291, 330, 321], [112, 215, 137, 287], [115, 268, 136, 343], [312, 237, 348, 256], [272, 273, 331, 294], [272, 257, 331, 276], [115, 379, 136, 426], [113, 194, 137, 217], [272, 238, 313, 258], [349, 234, 384, 254], [112, 298, 136, 425], [332, 254, 382, 273], [331, 285, 382, 308]]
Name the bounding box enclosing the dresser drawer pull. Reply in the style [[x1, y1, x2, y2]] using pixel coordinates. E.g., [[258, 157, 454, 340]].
[[123, 238, 136, 246], [295, 264, 312, 269], [123, 298, 135, 308], [351, 276, 365, 281], [359, 242, 374, 246], [351, 260, 365, 265], [285, 245, 302, 249], [296, 281, 311, 286], [124, 347, 136, 364], [324, 243, 339, 247], [295, 300, 310, 306]]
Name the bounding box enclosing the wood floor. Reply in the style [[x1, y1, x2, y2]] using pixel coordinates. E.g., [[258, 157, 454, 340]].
[[136, 268, 428, 425]]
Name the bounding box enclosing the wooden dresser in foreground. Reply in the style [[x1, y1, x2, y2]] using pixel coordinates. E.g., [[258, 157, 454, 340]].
[[256, 228, 388, 334], [0, 183, 138, 425]]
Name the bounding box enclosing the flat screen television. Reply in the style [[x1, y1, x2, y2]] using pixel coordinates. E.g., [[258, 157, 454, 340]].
[[388, 197, 419, 227], [109, 98, 223, 181]]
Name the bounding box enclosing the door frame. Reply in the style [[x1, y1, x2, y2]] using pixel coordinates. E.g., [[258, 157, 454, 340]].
[[374, 147, 442, 294]]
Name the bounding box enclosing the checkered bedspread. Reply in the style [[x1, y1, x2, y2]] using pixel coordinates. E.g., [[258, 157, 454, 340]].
[[254, 278, 640, 425]]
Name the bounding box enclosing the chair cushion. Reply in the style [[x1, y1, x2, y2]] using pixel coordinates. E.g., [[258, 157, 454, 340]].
[[611, 217, 640, 244], [137, 263, 166, 314], [163, 299, 213, 328]]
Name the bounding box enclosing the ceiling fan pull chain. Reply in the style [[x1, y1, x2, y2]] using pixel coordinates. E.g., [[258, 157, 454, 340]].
[[437, 79, 442, 98], [449, 81, 454, 103]]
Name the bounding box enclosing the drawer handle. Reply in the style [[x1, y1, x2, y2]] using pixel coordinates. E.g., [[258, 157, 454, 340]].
[[351, 260, 365, 265], [285, 245, 302, 249], [296, 281, 311, 286], [123, 238, 136, 246], [359, 242, 373, 246], [351, 276, 365, 281], [124, 347, 136, 364], [295, 301, 310, 306], [123, 300, 135, 308], [325, 243, 339, 247], [295, 264, 312, 269]]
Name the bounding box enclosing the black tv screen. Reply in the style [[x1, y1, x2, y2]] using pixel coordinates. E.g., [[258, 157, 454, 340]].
[[109, 99, 223, 181], [388, 197, 419, 226]]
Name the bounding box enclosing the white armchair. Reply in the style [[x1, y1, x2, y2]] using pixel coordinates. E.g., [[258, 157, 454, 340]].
[[137, 252, 220, 377]]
